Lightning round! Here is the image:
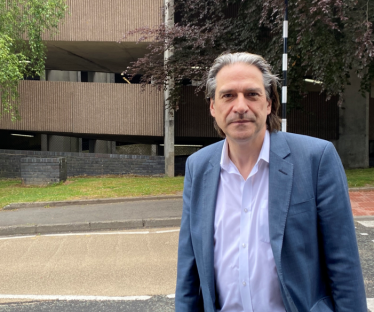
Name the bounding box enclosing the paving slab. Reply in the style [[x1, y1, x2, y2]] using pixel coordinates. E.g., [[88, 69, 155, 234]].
[[350, 191, 374, 217]]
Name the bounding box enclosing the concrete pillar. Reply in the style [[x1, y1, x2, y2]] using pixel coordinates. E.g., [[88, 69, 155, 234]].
[[91, 140, 116, 154], [78, 138, 82, 153], [41, 134, 48, 151], [151, 144, 159, 156], [89, 140, 96, 153], [47, 135, 80, 152], [164, 0, 175, 177], [88, 72, 115, 83], [336, 72, 369, 168], [46, 70, 79, 82]]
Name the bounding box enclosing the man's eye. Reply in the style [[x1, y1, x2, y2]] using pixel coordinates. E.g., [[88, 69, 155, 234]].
[[222, 94, 232, 98], [247, 93, 259, 97]]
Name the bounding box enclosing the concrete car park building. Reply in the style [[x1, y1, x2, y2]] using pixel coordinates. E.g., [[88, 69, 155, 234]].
[[0, 0, 373, 177]]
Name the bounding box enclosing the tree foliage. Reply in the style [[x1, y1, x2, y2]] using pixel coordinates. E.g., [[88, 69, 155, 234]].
[[125, 0, 374, 108], [0, 0, 67, 121]]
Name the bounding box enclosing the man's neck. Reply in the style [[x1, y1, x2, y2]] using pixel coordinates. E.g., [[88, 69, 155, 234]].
[[227, 130, 266, 180]]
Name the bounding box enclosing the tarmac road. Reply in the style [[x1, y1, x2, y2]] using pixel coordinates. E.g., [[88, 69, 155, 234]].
[[0, 223, 373, 312], [0, 227, 179, 311], [0, 296, 175, 312]]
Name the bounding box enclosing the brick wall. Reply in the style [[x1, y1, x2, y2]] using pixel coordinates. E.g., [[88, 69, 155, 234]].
[[0, 150, 167, 178], [21, 157, 67, 185]]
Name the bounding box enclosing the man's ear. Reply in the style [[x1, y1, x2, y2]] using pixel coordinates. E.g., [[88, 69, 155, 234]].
[[210, 98, 215, 117], [267, 99, 272, 115]]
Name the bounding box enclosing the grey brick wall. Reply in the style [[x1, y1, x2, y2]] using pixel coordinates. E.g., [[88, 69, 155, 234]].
[[0, 150, 167, 178], [21, 157, 67, 185]]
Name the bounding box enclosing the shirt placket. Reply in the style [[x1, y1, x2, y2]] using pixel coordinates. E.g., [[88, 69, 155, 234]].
[[239, 175, 253, 312]]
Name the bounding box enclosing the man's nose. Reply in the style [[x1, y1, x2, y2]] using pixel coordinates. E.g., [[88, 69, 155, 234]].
[[233, 94, 248, 114]]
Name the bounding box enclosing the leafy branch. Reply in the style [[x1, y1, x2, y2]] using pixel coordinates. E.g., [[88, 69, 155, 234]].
[[124, 0, 374, 108], [0, 0, 67, 121]]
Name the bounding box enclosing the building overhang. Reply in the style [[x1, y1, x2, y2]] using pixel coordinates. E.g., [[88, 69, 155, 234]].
[[45, 41, 150, 73]]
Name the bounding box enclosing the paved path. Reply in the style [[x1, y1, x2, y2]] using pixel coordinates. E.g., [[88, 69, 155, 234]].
[[0, 199, 183, 236], [350, 191, 374, 216], [0, 190, 373, 237]]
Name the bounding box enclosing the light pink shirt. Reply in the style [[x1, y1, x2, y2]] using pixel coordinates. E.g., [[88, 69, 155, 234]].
[[214, 131, 285, 312]]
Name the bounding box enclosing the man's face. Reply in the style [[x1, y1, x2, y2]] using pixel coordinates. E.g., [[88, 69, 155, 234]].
[[210, 63, 271, 145]]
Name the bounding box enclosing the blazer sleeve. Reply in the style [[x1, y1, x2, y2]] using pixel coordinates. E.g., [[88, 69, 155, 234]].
[[316, 143, 367, 311], [175, 158, 204, 311]]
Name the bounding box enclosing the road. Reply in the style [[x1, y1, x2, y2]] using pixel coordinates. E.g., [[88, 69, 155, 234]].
[[0, 222, 373, 311], [0, 228, 178, 311]]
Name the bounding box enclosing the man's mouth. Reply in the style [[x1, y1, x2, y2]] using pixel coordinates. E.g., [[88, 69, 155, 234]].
[[230, 119, 255, 124]]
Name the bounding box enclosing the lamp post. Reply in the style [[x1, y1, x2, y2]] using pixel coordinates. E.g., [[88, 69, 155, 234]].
[[282, 0, 288, 132], [164, 0, 175, 177]]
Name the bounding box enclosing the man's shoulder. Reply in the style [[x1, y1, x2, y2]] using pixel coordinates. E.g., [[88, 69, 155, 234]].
[[186, 140, 224, 167], [272, 131, 332, 154]]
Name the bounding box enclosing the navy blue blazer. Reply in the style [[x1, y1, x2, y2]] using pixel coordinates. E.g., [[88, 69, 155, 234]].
[[175, 131, 367, 312]]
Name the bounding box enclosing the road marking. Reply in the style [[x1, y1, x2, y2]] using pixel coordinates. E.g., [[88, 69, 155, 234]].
[[156, 230, 180, 234], [357, 221, 374, 228], [0, 235, 36, 241], [0, 229, 181, 241], [0, 294, 369, 305], [360, 233, 369, 235], [368, 298, 374, 311], [0, 294, 151, 301], [43, 231, 150, 237]]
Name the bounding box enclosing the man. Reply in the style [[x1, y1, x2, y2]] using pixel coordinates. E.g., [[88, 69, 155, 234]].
[[175, 52, 367, 312]]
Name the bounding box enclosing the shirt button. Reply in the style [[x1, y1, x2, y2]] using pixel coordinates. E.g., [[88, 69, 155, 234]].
[[242, 281, 246, 286], [244, 208, 248, 213], [242, 243, 246, 248]]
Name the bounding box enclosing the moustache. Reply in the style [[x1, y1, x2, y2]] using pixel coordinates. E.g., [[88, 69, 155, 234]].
[[227, 115, 256, 124]]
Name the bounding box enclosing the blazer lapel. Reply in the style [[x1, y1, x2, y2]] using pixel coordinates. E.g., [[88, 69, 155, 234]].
[[269, 132, 293, 283], [202, 141, 223, 307]]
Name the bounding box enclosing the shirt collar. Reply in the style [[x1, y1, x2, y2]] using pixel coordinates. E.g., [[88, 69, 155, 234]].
[[220, 130, 270, 173]]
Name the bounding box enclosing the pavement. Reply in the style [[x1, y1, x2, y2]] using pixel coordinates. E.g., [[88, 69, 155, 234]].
[[0, 196, 183, 237], [0, 188, 374, 237]]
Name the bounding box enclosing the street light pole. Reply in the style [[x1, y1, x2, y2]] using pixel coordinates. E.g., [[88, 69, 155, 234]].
[[164, 0, 175, 177], [282, 0, 288, 132]]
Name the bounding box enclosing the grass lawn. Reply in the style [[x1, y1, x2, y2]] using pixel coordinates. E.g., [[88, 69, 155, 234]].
[[0, 176, 184, 209], [345, 168, 374, 188], [0, 168, 373, 209]]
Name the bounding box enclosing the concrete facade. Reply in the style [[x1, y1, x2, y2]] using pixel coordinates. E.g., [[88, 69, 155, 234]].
[[335, 73, 370, 168], [44, 70, 82, 153], [87, 71, 116, 153], [0, 0, 372, 170]]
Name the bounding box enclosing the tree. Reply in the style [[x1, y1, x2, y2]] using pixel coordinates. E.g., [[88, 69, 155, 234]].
[[124, 0, 374, 108], [0, 0, 67, 121]]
